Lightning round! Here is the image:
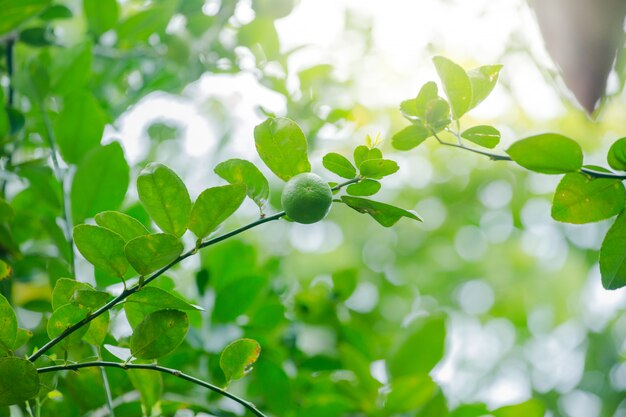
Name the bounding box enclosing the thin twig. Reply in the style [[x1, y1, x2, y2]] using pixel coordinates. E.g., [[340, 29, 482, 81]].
[[435, 134, 626, 180], [94, 346, 116, 417], [37, 361, 268, 417]]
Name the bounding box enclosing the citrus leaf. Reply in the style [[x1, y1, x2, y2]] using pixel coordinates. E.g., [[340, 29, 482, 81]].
[[387, 315, 445, 378], [424, 98, 451, 131], [254, 117, 311, 181], [137, 163, 191, 238], [433, 56, 472, 119], [552, 173, 626, 224], [0, 198, 13, 223], [461, 125, 501, 149], [0, 0, 50, 36], [0, 295, 17, 354], [340, 196, 422, 227], [13, 329, 32, 350], [608, 137, 626, 171], [54, 91, 105, 164], [95, 211, 150, 242], [83, 0, 119, 36], [82, 312, 109, 346], [353, 145, 382, 167], [346, 179, 381, 196], [392, 124, 431, 151], [0, 357, 39, 406], [51, 278, 92, 310], [46, 303, 89, 345], [220, 338, 261, 382], [322, 153, 357, 179], [467, 64, 502, 110], [50, 41, 92, 95], [128, 369, 162, 415], [506, 133, 583, 174], [359, 159, 399, 179], [188, 184, 246, 240], [400, 82, 439, 119], [73, 224, 129, 278], [130, 309, 189, 360], [214, 159, 269, 211], [600, 211, 626, 289], [71, 142, 130, 224], [124, 233, 183, 276], [385, 375, 437, 414], [125, 287, 203, 329]]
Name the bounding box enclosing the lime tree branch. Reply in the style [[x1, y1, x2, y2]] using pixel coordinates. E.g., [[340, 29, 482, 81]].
[[37, 361, 268, 417], [433, 133, 626, 180], [28, 177, 361, 362]]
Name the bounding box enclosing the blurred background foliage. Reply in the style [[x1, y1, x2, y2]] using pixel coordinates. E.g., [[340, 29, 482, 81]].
[[1, 0, 626, 416]]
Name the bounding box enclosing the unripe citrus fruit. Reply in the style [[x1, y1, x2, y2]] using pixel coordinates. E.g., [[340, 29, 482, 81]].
[[281, 173, 332, 224]]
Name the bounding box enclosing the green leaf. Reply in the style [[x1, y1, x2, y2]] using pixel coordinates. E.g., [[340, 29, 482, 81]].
[[73, 224, 129, 278], [341, 196, 422, 227], [506, 133, 583, 174], [467, 64, 502, 110], [254, 117, 311, 181], [353, 145, 383, 167], [124, 233, 183, 276], [331, 269, 358, 301], [220, 338, 261, 382], [424, 98, 451, 131], [607, 137, 626, 171], [137, 163, 191, 238], [130, 309, 189, 360], [0, 0, 50, 36], [46, 303, 89, 345], [0, 260, 12, 281], [359, 159, 399, 179], [461, 125, 500, 148], [50, 41, 92, 95], [433, 56, 472, 119], [71, 142, 130, 224], [322, 153, 357, 179], [73, 289, 110, 309], [214, 159, 270, 211], [128, 369, 162, 415], [0, 357, 39, 406], [13, 329, 32, 351], [19, 27, 52, 47], [51, 278, 92, 310], [0, 198, 14, 223], [0, 295, 17, 354], [552, 173, 626, 224], [124, 287, 202, 329], [392, 124, 431, 151], [400, 82, 439, 119], [492, 400, 545, 417], [54, 91, 105, 164], [213, 276, 266, 322], [188, 185, 246, 240], [40, 4, 72, 20], [83, 0, 119, 36], [116, 0, 177, 44], [600, 211, 626, 289], [82, 312, 109, 346], [346, 179, 381, 197], [387, 315, 446, 378], [95, 211, 150, 242], [385, 375, 437, 414]]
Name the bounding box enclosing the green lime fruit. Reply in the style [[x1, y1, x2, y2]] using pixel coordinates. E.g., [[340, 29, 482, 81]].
[[281, 173, 333, 224]]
